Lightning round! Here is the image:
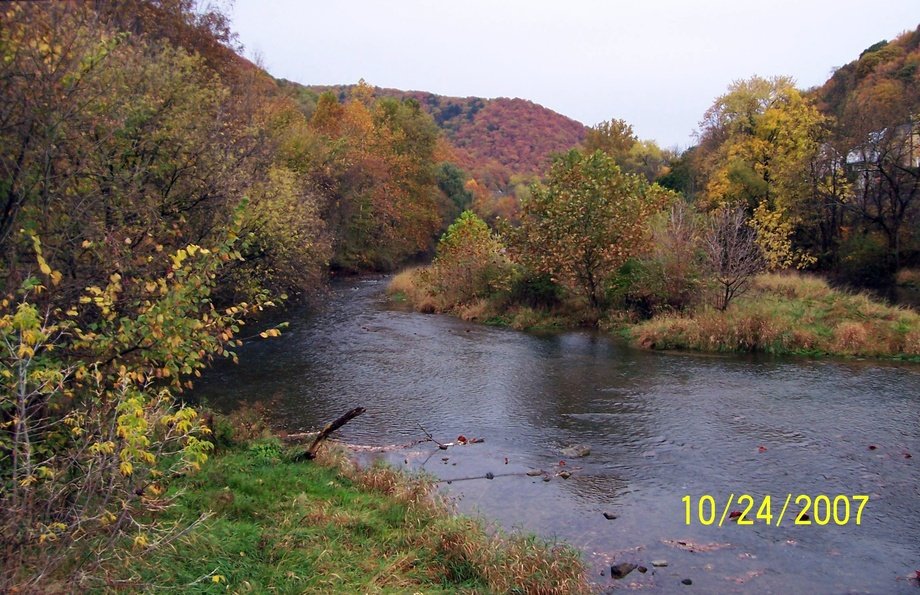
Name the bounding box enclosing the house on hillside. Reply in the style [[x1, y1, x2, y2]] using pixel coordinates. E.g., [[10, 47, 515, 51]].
[[846, 116, 920, 170]]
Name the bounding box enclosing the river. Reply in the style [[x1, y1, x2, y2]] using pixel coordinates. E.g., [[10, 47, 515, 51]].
[[193, 276, 920, 593]]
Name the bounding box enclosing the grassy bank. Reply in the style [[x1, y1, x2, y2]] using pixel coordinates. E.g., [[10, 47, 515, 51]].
[[119, 439, 589, 593], [391, 267, 920, 360], [629, 274, 920, 358], [388, 267, 593, 331]]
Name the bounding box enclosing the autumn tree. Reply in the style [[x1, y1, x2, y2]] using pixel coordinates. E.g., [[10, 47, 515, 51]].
[[620, 140, 673, 183], [834, 33, 920, 272], [618, 200, 705, 313], [697, 76, 825, 269], [0, 214, 283, 589], [309, 84, 443, 270], [430, 210, 510, 305], [584, 118, 637, 160], [512, 150, 673, 311], [0, 2, 329, 301]]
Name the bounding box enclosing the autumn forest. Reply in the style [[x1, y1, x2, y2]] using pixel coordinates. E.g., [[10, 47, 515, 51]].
[[1, 1, 919, 590]]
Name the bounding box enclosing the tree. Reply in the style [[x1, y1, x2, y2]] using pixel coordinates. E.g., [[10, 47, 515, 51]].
[[308, 86, 444, 271], [436, 162, 474, 218], [431, 210, 509, 305], [696, 76, 825, 269], [622, 201, 705, 313], [844, 120, 920, 271], [620, 139, 673, 183], [1, 217, 279, 589], [584, 118, 637, 159], [0, 2, 330, 301], [838, 64, 920, 271], [704, 207, 764, 311], [512, 150, 673, 310]]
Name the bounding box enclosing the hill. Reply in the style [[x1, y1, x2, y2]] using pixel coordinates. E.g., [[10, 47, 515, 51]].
[[813, 25, 920, 126], [284, 83, 588, 188]]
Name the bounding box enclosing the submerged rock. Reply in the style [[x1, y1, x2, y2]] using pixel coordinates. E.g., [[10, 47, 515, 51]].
[[561, 444, 591, 458], [610, 562, 637, 579], [682, 578, 693, 585]]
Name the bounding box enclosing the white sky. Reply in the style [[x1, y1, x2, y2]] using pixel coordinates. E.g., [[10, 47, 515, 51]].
[[229, 0, 919, 149]]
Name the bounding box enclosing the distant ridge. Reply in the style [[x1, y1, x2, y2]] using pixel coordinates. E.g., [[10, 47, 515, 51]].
[[290, 83, 588, 187]]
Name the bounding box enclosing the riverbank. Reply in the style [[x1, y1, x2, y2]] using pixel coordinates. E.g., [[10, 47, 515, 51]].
[[390, 269, 920, 360], [119, 437, 589, 593]]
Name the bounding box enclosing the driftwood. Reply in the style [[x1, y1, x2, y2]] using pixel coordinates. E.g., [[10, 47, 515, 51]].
[[296, 407, 366, 461], [417, 423, 449, 450]]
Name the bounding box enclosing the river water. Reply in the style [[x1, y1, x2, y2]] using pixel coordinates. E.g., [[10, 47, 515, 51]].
[[194, 276, 920, 593]]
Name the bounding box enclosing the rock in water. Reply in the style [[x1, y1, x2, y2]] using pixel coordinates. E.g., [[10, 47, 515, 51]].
[[561, 444, 591, 458], [610, 563, 637, 579], [603, 512, 618, 520], [526, 469, 543, 477], [651, 560, 668, 567], [485, 472, 494, 480], [682, 578, 693, 585]]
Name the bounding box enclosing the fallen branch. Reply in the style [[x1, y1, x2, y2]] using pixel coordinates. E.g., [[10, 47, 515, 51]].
[[436, 471, 531, 483], [417, 423, 449, 450], [297, 407, 366, 461]]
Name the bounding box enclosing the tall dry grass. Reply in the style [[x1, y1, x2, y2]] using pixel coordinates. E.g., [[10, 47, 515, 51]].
[[387, 267, 443, 313], [631, 273, 920, 358]]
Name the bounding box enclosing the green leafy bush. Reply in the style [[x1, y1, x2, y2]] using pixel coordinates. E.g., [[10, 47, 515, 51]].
[[430, 211, 511, 306], [0, 217, 279, 590]]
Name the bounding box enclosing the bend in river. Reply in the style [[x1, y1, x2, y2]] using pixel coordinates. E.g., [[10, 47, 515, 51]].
[[193, 276, 920, 594]]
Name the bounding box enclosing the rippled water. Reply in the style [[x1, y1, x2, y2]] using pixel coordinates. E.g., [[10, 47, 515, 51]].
[[194, 276, 920, 593]]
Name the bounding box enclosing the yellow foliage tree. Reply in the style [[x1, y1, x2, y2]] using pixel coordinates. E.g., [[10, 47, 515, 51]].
[[698, 76, 825, 269]]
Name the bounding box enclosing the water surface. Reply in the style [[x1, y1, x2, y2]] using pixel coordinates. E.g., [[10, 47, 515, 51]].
[[194, 277, 920, 593]]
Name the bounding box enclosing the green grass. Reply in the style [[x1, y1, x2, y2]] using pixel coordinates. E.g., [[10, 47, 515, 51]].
[[628, 273, 920, 359], [118, 440, 589, 593]]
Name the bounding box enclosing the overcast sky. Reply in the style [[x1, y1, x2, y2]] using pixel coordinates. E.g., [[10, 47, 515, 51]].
[[229, 0, 919, 149]]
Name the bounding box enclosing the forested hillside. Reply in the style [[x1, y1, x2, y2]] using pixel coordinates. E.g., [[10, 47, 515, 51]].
[[289, 83, 588, 189], [814, 25, 920, 120]]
